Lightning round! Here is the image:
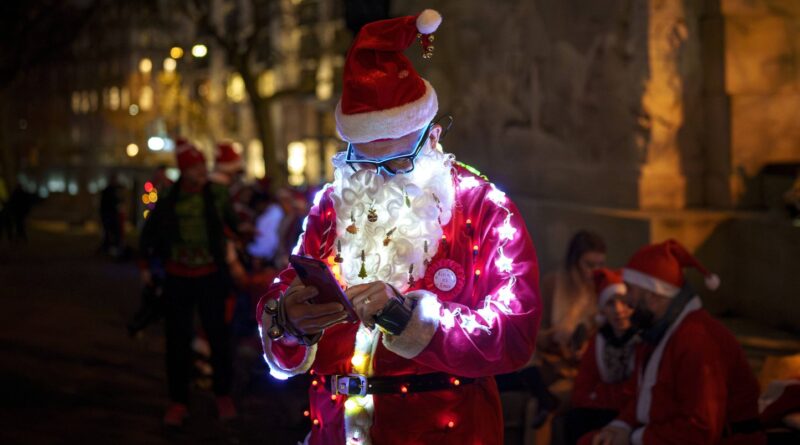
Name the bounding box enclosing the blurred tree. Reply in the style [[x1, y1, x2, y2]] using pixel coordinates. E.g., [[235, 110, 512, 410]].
[[183, 0, 297, 191], [0, 0, 100, 188]]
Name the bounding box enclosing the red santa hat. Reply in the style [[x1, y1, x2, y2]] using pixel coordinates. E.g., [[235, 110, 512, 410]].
[[594, 268, 627, 309], [623, 239, 721, 297], [334, 9, 442, 143], [214, 141, 243, 174], [175, 138, 206, 171]]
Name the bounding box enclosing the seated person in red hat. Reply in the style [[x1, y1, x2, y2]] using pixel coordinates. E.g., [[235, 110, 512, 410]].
[[586, 240, 765, 445], [565, 268, 638, 445], [256, 9, 542, 445]]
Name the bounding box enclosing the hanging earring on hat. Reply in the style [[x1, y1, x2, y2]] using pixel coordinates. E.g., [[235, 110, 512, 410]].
[[423, 240, 431, 266], [346, 211, 358, 234], [358, 250, 368, 279], [404, 189, 411, 208], [408, 264, 415, 288], [367, 202, 378, 223], [418, 33, 435, 59]]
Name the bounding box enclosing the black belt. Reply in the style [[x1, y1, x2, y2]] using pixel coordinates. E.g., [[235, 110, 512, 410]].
[[723, 418, 762, 437], [325, 372, 476, 396]]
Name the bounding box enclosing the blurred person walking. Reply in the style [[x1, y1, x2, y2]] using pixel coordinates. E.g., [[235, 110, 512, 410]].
[[139, 138, 240, 427], [99, 174, 125, 256]]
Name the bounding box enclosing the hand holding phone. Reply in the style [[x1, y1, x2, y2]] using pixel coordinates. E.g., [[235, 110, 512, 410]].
[[280, 278, 350, 337], [288, 255, 359, 324]]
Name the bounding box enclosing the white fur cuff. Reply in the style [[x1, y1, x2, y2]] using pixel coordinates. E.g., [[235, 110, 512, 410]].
[[260, 316, 317, 380], [382, 290, 440, 359]]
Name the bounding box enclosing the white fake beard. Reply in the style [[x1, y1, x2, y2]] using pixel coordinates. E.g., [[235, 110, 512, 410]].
[[330, 144, 456, 291]]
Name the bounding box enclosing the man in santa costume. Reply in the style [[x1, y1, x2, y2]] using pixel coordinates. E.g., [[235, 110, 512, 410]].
[[590, 240, 765, 445], [567, 268, 638, 444], [257, 9, 541, 445]]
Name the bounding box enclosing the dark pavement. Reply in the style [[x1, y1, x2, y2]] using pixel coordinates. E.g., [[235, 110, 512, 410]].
[[0, 224, 310, 444]]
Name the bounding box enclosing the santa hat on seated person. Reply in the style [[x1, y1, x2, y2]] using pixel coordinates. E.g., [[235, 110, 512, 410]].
[[622, 239, 721, 298], [593, 268, 626, 323], [335, 9, 442, 143], [175, 137, 206, 171]]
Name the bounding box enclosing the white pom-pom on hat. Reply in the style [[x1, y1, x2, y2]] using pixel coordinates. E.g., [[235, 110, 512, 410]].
[[705, 274, 721, 291], [416, 9, 442, 34]]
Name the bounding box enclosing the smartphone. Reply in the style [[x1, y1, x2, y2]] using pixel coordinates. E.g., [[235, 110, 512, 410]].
[[289, 254, 358, 323]]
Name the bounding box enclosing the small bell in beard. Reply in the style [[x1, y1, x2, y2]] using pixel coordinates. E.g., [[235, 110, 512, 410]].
[[346, 212, 358, 234], [367, 206, 378, 223]]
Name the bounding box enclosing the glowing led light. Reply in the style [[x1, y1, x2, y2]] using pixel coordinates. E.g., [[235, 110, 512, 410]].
[[311, 379, 319, 387], [497, 282, 516, 307], [350, 354, 367, 369], [303, 410, 310, 417], [447, 420, 455, 428], [496, 254, 513, 273], [331, 394, 338, 401], [139, 58, 152, 73], [312, 418, 320, 426], [474, 269, 481, 277], [170, 47, 184, 59], [191, 44, 208, 58], [452, 378, 461, 386], [149, 191, 157, 202], [142, 195, 150, 204], [344, 399, 358, 412], [487, 186, 506, 205], [400, 385, 408, 394], [126, 143, 139, 157], [498, 220, 517, 241], [460, 176, 480, 189], [144, 181, 153, 193]]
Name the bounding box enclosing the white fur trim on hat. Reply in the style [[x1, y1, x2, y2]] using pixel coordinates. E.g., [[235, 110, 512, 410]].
[[705, 273, 720, 291], [335, 79, 438, 144], [382, 290, 440, 359], [416, 9, 442, 34], [598, 283, 627, 308], [622, 268, 681, 298]]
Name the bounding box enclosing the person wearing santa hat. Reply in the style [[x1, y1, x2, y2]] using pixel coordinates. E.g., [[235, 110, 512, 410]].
[[256, 9, 541, 445], [139, 138, 241, 426], [588, 239, 765, 445], [565, 268, 638, 445]]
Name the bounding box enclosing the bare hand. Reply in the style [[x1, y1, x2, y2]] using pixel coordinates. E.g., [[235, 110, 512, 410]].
[[591, 426, 630, 445], [345, 281, 394, 328], [283, 278, 348, 336]]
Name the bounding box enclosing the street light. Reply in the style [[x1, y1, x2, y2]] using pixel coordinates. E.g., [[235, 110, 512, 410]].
[[191, 44, 208, 58], [126, 143, 139, 157], [163, 57, 177, 72], [170, 47, 184, 59], [139, 58, 152, 73], [148, 136, 165, 151]]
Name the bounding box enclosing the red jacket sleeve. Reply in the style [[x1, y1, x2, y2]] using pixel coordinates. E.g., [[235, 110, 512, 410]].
[[572, 335, 603, 408], [256, 187, 334, 379], [383, 186, 542, 377]]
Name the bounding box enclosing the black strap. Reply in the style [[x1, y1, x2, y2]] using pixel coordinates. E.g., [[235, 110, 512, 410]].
[[326, 373, 475, 395], [724, 418, 763, 437]]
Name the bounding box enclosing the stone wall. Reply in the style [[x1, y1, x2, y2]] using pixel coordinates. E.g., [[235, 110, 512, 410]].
[[391, 1, 800, 331]]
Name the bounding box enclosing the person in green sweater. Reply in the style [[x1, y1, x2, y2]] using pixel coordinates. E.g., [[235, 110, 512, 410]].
[[139, 138, 239, 426]]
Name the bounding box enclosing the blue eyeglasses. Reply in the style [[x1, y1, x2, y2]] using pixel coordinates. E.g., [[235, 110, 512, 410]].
[[345, 122, 435, 176]]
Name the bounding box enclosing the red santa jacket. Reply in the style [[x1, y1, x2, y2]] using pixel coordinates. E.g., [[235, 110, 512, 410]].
[[571, 330, 637, 412], [257, 165, 541, 445], [607, 297, 765, 445]]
